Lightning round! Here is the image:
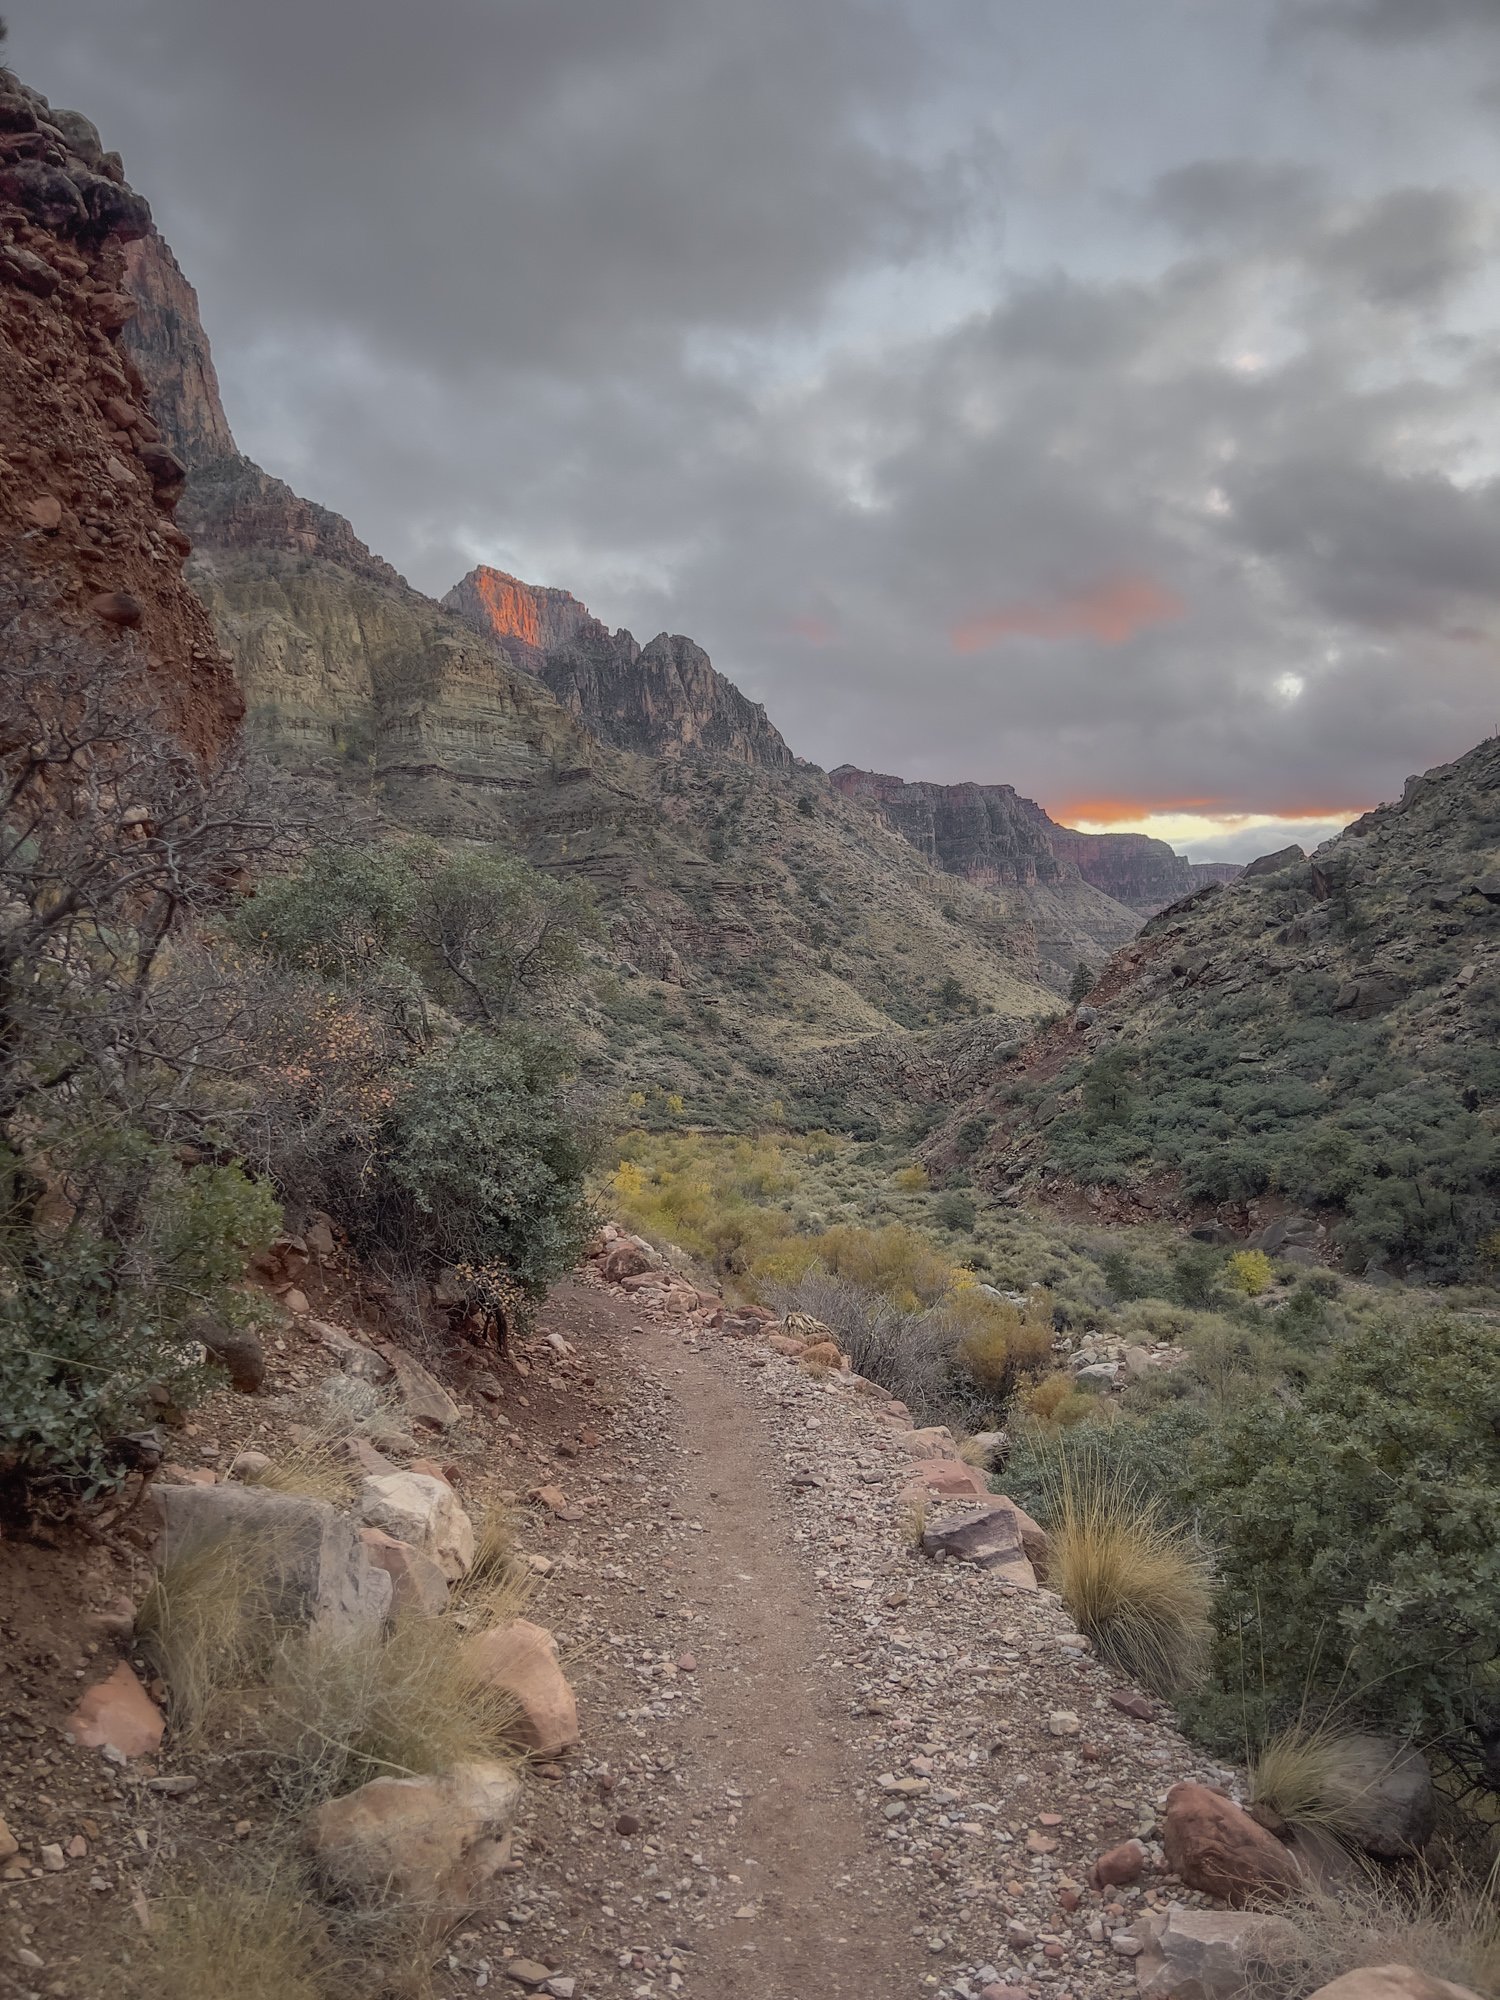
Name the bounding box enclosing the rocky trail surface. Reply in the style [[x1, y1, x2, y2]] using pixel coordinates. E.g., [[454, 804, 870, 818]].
[[0, 1258, 1236, 2000], [501, 1272, 1231, 2000]]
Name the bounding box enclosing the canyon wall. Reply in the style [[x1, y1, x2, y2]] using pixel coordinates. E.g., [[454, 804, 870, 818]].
[[830, 766, 1239, 916], [1, 83, 240, 759], [445, 564, 794, 771]]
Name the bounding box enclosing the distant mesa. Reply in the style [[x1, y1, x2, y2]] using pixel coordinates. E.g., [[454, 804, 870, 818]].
[[444, 564, 793, 770], [829, 766, 1239, 916]]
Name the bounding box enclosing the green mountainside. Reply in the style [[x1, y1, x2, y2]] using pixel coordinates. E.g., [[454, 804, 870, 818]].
[[929, 735, 1500, 1278]]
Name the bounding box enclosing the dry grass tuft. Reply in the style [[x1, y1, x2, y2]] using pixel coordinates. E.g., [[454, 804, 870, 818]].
[[241, 1435, 355, 1506], [1250, 1722, 1391, 1846], [262, 1613, 523, 1805], [136, 1535, 279, 1741], [898, 1488, 930, 1550], [1267, 1868, 1500, 2000], [136, 1871, 330, 2000], [1042, 1446, 1210, 1696]]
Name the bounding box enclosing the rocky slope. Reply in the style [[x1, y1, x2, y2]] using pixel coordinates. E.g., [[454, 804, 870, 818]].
[[0, 78, 239, 760], [831, 767, 1239, 915], [445, 563, 795, 769], [928, 736, 1500, 1278]]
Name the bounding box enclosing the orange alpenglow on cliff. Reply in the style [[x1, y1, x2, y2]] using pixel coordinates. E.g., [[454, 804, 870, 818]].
[[469, 568, 543, 649]]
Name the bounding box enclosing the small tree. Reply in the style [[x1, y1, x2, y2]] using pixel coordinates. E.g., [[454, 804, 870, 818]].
[[1069, 962, 1097, 1004]]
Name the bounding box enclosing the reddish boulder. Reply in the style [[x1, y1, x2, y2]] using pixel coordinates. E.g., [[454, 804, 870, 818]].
[[1162, 1782, 1302, 1905], [602, 1242, 653, 1282]]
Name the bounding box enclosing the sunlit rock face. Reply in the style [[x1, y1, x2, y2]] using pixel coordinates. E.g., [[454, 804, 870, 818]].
[[445, 565, 794, 770]]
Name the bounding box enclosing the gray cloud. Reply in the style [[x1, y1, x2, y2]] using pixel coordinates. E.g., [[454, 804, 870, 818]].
[[11, 0, 1500, 831]]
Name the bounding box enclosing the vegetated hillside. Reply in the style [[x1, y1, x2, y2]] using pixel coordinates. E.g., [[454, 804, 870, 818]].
[[119, 233, 1071, 1123], [927, 734, 1500, 1280], [831, 764, 1240, 916]]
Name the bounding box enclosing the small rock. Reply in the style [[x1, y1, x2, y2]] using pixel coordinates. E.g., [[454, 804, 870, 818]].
[[1047, 1710, 1080, 1737], [1110, 1691, 1154, 1720], [0, 1819, 16, 1861], [25, 495, 63, 532], [40, 1842, 65, 1872], [465, 1620, 579, 1759], [88, 590, 144, 629], [615, 1813, 642, 1836], [65, 1663, 164, 1760], [1092, 1838, 1147, 1888], [360, 1471, 475, 1581], [504, 1965, 551, 1991]]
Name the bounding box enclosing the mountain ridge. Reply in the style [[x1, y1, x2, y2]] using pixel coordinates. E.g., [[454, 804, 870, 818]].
[[831, 764, 1241, 916]]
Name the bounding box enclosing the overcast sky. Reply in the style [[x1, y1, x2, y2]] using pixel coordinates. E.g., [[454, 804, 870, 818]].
[[16, 0, 1500, 859]]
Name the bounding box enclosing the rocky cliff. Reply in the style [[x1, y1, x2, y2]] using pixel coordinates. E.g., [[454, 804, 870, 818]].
[[0, 77, 240, 759], [830, 766, 1238, 915], [445, 564, 794, 770], [120, 231, 234, 470]]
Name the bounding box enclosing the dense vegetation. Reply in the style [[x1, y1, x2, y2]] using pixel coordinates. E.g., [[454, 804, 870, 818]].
[[0, 623, 596, 1517]]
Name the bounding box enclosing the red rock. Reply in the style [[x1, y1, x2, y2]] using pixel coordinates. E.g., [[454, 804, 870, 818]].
[[88, 590, 143, 629], [1162, 1781, 1303, 1906], [909, 1458, 990, 1498], [1111, 1690, 1155, 1720], [66, 1663, 164, 1760], [25, 494, 62, 531], [1092, 1838, 1148, 1889], [1303, 1969, 1486, 2000], [676, 1653, 697, 1673], [465, 1620, 579, 1759]]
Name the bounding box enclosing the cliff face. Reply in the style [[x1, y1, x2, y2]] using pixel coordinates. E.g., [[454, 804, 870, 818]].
[[830, 766, 1239, 915], [0, 80, 240, 760], [119, 231, 234, 470], [444, 564, 794, 770]]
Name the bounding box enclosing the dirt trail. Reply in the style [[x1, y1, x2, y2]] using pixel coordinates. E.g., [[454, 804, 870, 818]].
[[510, 1275, 1223, 2000], [512, 1278, 926, 1999]]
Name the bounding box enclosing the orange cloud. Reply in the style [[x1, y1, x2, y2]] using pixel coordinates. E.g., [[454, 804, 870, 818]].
[[1059, 795, 1224, 825], [1057, 798, 1364, 828], [951, 574, 1185, 653], [786, 613, 837, 645]]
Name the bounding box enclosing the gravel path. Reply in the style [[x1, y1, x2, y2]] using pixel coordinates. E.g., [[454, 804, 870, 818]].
[[498, 1274, 1231, 2000]]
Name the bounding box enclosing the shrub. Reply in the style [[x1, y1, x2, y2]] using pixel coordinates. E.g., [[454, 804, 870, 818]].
[[0, 602, 300, 1513], [1025, 1372, 1102, 1427], [953, 1114, 995, 1161], [1225, 1248, 1275, 1296], [951, 1293, 1055, 1405], [381, 1029, 594, 1294], [935, 1190, 977, 1232], [893, 1163, 930, 1192], [1038, 1441, 1212, 1696], [1190, 1310, 1500, 1792]]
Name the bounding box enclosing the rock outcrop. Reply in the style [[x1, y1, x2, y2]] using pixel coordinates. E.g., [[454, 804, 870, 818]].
[[0, 76, 241, 761], [830, 765, 1239, 915], [119, 231, 234, 469], [445, 564, 795, 770]]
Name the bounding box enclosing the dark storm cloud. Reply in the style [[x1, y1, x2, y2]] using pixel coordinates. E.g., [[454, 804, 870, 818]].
[[11, 1, 1500, 827], [28, 0, 987, 375], [1302, 0, 1500, 41]]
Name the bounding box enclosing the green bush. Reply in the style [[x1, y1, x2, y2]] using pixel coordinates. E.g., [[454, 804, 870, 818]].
[[0, 1163, 278, 1512], [1189, 1311, 1500, 1792], [382, 1030, 594, 1295]]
